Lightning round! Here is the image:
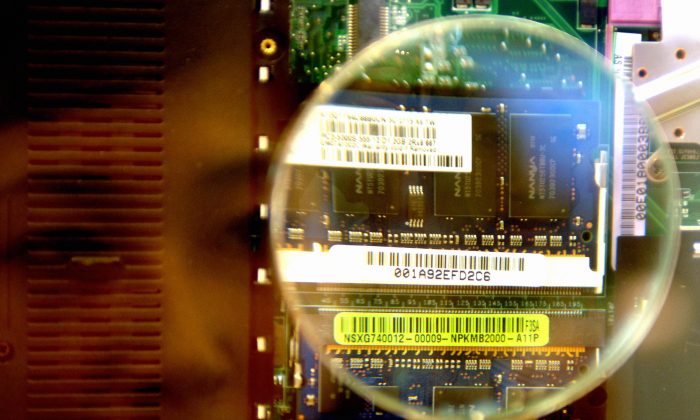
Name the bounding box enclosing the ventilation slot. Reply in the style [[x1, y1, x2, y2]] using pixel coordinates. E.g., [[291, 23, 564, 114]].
[[26, 2, 165, 418]]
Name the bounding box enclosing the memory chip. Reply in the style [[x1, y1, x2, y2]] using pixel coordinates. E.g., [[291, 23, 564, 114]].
[[332, 168, 400, 214], [434, 114, 498, 216], [506, 387, 562, 411], [286, 167, 323, 212], [509, 114, 573, 218], [433, 386, 495, 416]]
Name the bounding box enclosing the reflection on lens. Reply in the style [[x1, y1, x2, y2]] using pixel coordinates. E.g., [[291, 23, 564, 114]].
[[271, 16, 680, 419]]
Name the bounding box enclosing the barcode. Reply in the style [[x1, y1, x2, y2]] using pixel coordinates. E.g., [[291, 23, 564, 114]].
[[619, 56, 647, 234], [321, 147, 464, 168], [332, 312, 550, 346], [338, 314, 527, 335], [365, 250, 525, 272], [620, 100, 644, 229], [288, 105, 472, 172], [612, 33, 647, 243], [622, 56, 633, 78], [322, 114, 437, 140]]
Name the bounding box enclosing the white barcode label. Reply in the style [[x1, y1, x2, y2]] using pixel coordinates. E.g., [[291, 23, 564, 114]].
[[276, 245, 603, 288], [287, 105, 472, 172], [612, 32, 646, 248]]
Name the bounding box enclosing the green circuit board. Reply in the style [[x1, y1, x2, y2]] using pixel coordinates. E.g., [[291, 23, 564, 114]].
[[272, 1, 690, 419], [290, 0, 606, 84], [673, 143, 700, 229]]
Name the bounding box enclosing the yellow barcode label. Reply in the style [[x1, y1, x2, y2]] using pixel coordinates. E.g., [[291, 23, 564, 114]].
[[333, 312, 549, 347]]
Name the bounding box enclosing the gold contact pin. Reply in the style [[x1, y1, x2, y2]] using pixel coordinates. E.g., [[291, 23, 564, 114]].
[[260, 37, 278, 57]]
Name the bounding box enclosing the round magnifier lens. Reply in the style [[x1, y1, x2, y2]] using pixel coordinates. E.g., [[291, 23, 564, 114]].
[[270, 16, 680, 419]]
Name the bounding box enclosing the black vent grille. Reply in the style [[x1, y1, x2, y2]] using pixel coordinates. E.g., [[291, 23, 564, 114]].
[[26, 1, 165, 418]]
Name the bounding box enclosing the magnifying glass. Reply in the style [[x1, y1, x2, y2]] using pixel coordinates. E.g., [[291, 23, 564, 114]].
[[270, 15, 680, 419]]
